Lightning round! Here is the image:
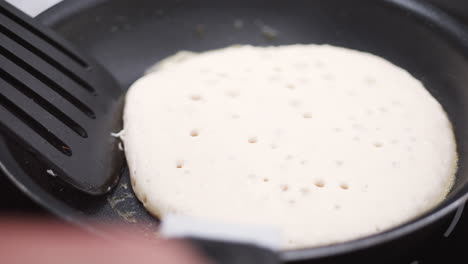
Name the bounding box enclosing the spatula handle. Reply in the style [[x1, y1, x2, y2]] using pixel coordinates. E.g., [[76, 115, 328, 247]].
[[189, 238, 280, 264]]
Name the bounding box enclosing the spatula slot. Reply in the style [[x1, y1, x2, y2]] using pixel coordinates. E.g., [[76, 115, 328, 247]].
[[0, 5, 89, 69], [0, 93, 72, 156], [0, 45, 96, 119], [0, 68, 88, 138], [0, 24, 95, 94]]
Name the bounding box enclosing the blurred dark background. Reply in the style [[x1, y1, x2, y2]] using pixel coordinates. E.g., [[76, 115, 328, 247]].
[[429, 0, 468, 23]]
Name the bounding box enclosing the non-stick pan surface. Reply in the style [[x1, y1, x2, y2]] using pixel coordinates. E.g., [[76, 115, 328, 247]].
[[3, 0, 468, 263]]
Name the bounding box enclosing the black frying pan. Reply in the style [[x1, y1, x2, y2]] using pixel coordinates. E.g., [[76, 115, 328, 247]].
[[2, 0, 468, 263]]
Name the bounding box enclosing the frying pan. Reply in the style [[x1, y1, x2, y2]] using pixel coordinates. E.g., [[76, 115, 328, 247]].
[[2, 0, 468, 263]]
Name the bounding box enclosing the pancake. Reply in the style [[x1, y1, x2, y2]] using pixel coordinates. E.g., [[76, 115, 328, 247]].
[[122, 44, 457, 249]]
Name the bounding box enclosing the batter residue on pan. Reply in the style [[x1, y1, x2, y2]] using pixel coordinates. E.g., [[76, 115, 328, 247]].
[[121, 44, 457, 249]]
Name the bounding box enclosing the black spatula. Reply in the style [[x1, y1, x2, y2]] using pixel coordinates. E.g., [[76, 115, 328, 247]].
[[0, 1, 124, 195]]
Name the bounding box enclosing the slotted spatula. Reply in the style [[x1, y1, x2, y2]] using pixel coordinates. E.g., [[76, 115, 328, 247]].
[[0, 1, 124, 195]]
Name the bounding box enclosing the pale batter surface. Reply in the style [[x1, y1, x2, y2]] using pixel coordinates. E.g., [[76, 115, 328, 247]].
[[122, 45, 457, 249]]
